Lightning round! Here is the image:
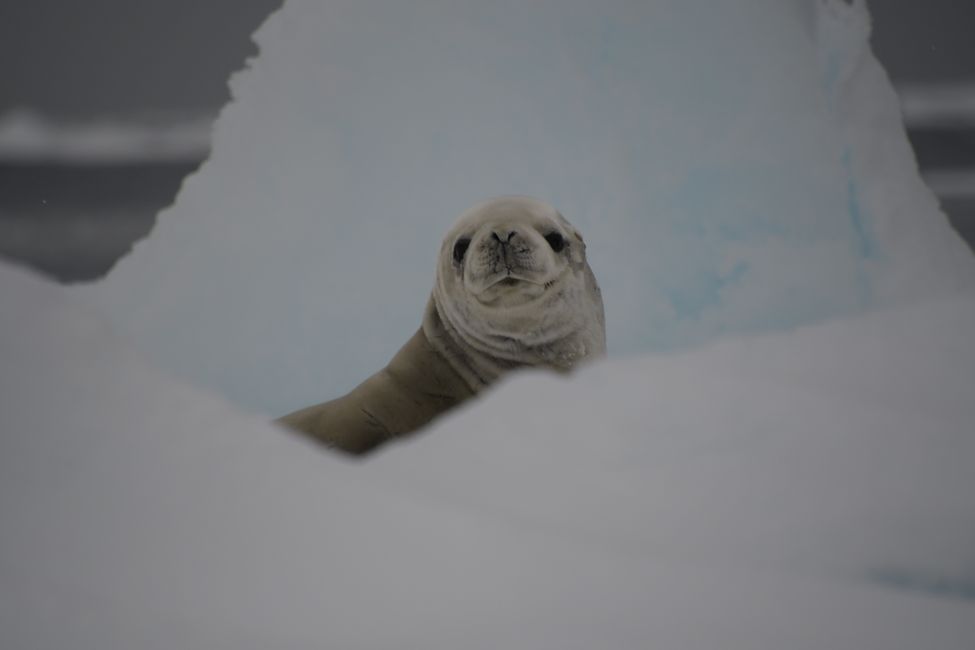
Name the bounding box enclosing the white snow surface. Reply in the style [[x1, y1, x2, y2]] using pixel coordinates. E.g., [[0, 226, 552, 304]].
[[4, 260, 975, 648], [77, 0, 975, 416]]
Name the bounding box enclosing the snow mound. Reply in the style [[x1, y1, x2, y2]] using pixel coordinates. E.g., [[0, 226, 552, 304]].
[[77, 0, 975, 416], [4, 261, 975, 648]]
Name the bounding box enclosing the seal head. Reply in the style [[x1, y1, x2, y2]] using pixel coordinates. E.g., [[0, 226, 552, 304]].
[[426, 196, 605, 391]]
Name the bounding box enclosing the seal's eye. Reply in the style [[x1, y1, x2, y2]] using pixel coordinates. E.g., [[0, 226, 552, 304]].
[[452, 237, 471, 264], [544, 232, 566, 253]]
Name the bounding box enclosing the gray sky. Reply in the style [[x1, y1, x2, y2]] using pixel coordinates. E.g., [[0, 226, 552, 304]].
[[0, 0, 972, 119]]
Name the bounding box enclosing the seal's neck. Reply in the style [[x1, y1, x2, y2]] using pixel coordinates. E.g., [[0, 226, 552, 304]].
[[422, 297, 524, 393], [423, 295, 594, 394]]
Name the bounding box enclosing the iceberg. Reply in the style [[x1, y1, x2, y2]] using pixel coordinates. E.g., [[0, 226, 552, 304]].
[[77, 0, 975, 415]]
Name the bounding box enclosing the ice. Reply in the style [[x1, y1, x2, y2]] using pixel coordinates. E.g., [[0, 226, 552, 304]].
[[76, 0, 975, 416], [5, 258, 975, 648]]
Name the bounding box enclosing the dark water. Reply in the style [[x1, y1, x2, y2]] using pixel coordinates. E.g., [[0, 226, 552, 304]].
[[907, 125, 975, 251], [940, 198, 975, 247], [910, 127, 975, 169], [0, 161, 200, 282]]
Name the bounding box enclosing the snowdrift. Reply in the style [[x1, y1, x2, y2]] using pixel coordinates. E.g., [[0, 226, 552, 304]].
[[4, 262, 974, 648]]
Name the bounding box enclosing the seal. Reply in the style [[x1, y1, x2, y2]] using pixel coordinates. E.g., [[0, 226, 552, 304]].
[[277, 196, 605, 454]]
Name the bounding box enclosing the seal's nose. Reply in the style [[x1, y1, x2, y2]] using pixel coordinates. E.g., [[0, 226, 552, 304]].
[[490, 230, 518, 244]]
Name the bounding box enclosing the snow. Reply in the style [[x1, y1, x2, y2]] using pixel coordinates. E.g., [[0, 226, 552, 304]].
[[3, 260, 975, 648], [77, 0, 975, 416]]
